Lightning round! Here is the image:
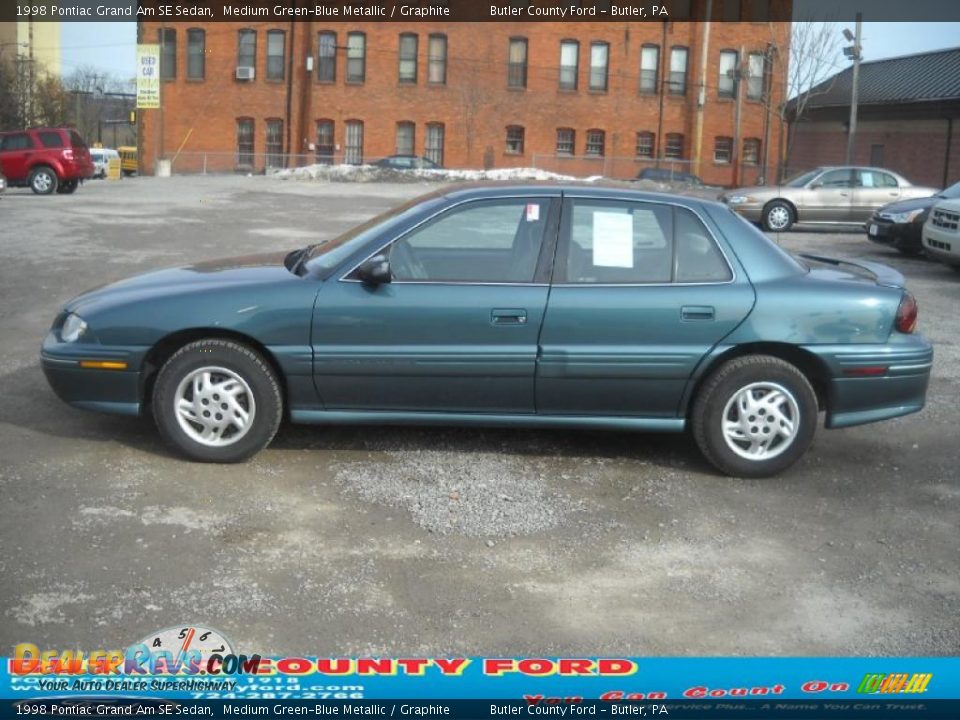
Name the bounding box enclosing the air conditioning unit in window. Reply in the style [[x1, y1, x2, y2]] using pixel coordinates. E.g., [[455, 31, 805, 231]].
[[236, 66, 255, 81]]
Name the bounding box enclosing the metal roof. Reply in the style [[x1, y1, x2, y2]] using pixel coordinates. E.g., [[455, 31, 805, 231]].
[[803, 46, 960, 109]]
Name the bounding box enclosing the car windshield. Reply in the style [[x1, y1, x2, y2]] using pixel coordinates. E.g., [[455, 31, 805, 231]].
[[937, 181, 960, 199], [782, 169, 822, 188], [302, 191, 445, 274]]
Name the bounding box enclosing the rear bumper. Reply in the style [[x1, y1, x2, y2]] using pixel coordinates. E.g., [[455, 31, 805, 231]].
[[802, 337, 933, 429], [41, 333, 143, 416]]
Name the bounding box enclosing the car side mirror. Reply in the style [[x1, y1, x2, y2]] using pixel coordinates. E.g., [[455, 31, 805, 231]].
[[809, 181, 822, 190], [357, 254, 391, 285]]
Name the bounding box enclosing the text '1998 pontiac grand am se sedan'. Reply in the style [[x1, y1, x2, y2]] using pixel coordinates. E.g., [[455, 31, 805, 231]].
[[41, 185, 933, 477]]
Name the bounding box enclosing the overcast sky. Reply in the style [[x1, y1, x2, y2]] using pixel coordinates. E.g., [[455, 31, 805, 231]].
[[59, 21, 960, 83]]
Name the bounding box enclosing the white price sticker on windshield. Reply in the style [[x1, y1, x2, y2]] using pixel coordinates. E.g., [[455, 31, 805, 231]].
[[526, 203, 540, 222]]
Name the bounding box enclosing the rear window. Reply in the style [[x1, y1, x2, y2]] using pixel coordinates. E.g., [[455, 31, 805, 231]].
[[1, 133, 34, 151], [70, 131, 87, 148], [38, 131, 65, 148]]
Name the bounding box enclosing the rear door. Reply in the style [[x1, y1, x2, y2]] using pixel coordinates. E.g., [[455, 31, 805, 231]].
[[312, 195, 560, 413], [0, 132, 36, 181], [853, 169, 902, 220], [536, 196, 754, 417]]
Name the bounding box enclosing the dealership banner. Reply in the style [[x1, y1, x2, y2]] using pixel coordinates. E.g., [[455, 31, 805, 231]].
[[3, 651, 960, 717], [135, 44, 161, 109]]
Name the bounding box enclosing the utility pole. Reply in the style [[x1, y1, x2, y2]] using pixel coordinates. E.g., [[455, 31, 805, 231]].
[[727, 46, 746, 187], [693, 0, 713, 179], [843, 14, 863, 164]]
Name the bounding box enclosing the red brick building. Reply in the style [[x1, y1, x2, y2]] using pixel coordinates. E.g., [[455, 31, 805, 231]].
[[788, 47, 960, 189], [138, 13, 790, 186]]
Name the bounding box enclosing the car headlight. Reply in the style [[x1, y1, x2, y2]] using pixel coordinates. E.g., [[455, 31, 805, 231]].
[[725, 195, 752, 205], [60, 313, 88, 343], [888, 209, 924, 224]]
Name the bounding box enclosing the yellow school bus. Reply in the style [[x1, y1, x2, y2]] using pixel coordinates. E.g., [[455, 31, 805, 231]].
[[118, 146, 138, 176]]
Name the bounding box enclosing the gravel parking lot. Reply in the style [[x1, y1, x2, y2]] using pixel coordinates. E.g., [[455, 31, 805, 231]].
[[1, 175, 957, 657]]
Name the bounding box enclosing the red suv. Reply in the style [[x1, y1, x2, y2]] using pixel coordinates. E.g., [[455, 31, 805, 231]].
[[0, 127, 94, 195]]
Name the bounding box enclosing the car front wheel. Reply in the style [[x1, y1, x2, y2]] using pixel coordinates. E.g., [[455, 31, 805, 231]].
[[152, 339, 283, 462], [29, 167, 58, 195], [692, 355, 818, 478], [762, 201, 794, 232]]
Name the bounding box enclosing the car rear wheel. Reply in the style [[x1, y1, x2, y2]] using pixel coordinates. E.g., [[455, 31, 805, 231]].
[[152, 339, 282, 463], [56, 180, 79, 194], [29, 167, 58, 195], [692, 355, 818, 478], [762, 201, 794, 232]]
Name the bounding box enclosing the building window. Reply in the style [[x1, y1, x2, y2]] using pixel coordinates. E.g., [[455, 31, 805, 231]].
[[236, 118, 254, 168], [158, 28, 176, 80], [237, 29, 256, 73], [718, 50, 738, 98], [636, 131, 655, 158], [267, 30, 285, 80], [266, 119, 284, 169], [714, 136, 733, 164], [506, 125, 525, 154], [399, 33, 418, 83], [665, 133, 684, 159], [747, 52, 765, 100], [425, 122, 445, 166], [345, 120, 364, 164], [347, 32, 366, 83], [508, 37, 528, 88], [556, 128, 575, 155], [318, 32, 336, 82], [668, 46, 688, 94], [186, 29, 204, 80], [640, 44, 659, 94], [743, 138, 761, 165], [589, 42, 609, 91], [586, 129, 605, 157], [396, 121, 415, 156], [559, 40, 579, 89], [315, 120, 334, 164], [428, 34, 447, 84]]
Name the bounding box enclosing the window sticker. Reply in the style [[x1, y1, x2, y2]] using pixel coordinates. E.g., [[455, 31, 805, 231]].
[[526, 203, 540, 222], [592, 211, 634, 267]]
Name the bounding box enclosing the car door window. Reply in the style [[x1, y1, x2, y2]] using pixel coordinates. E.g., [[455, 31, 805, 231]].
[[816, 169, 853, 188], [389, 199, 550, 283], [859, 170, 897, 188], [564, 200, 674, 283], [674, 207, 732, 283]]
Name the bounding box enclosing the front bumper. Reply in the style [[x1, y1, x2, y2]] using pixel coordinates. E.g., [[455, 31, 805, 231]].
[[922, 225, 960, 266], [866, 218, 923, 252], [41, 332, 144, 416], [803, 336, 934, 429], [727, 204, 764, 222]]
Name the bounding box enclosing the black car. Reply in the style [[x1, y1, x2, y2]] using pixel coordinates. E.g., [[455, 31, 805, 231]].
[[867, 180, 960, 254], [636, 167, 703, 185], [372, 155, 440, 170]]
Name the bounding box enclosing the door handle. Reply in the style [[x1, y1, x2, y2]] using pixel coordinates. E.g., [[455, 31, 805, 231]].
[[681, 305, 715, 321], [839, 192, 850, 197], [491, 308, 527, 325]]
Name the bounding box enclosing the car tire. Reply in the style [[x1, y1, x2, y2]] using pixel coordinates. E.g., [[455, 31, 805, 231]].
[[152, 339, 283, 463], [29, 167, 58, 195], [56, 180, 79, 194], [762, 200, 794, 232], [692, 355, 818, 478]]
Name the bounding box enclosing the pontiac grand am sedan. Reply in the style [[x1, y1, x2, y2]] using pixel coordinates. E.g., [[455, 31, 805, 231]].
[[41, 185, 932, 477]]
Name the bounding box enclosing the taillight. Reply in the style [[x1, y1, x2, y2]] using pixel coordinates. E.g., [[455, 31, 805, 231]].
[[895, 291, 918, 334], [62, 148, 74, 160]]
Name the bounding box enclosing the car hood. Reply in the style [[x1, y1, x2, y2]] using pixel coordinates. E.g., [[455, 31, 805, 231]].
[[721, 186, 778, 200], [65, 251, 298, 315], [876, 196, 938, 215]]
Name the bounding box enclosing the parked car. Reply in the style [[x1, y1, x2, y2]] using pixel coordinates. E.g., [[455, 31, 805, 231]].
[[90, 147, 120, 179], [372, 155, 440, 170], [921, 198, 960, 272], [865, 180, 960, 255], [41, 185, 932, 477], [636, 167, 704, 185], [720, 167, 938, 232], [0, 127, 94, 194]]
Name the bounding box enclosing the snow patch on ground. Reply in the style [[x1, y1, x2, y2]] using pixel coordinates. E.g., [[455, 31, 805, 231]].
[[272, 164, 588, 184]]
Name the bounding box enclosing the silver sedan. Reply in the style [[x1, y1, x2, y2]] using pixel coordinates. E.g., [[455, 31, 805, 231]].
[[719, 166, 938, 232]]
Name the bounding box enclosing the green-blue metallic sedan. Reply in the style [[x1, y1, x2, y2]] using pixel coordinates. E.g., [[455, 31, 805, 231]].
[[41, 185, 933, 477]]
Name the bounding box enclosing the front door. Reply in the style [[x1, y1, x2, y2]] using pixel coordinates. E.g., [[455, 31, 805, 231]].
[[801, 168, 855, 222], [537, 197, 754, 417], [312, 196, 559, 413]]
